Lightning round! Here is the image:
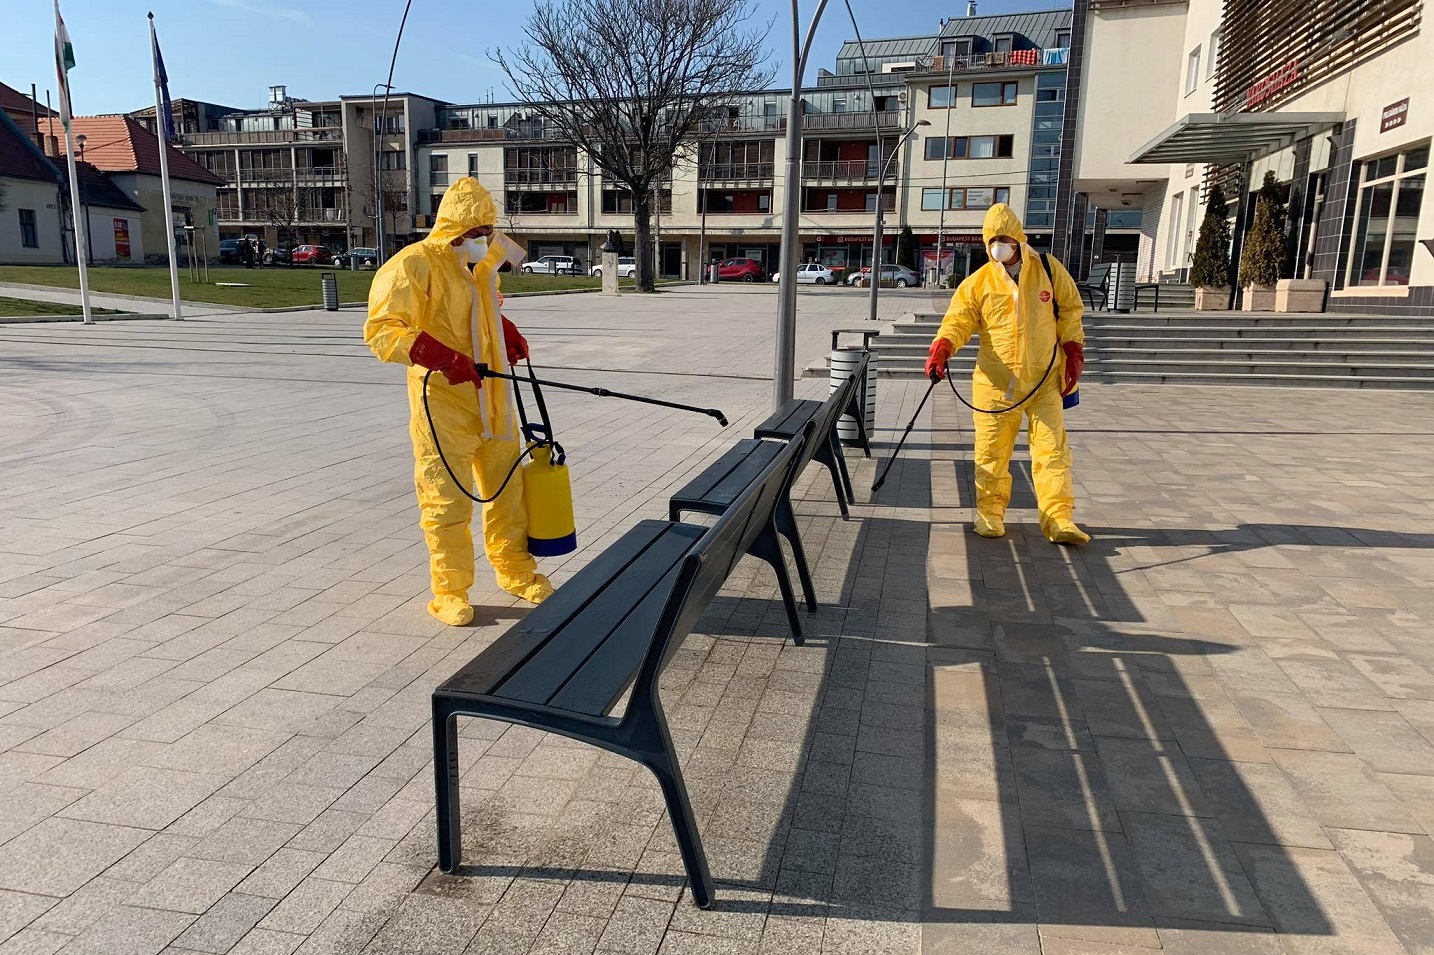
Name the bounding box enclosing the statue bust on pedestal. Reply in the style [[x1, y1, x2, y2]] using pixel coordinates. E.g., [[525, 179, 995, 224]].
[[600, 230, 622, 295]]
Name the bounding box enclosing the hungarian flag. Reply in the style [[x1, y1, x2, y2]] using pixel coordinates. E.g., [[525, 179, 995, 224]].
[[53, 0, 75, 130], [149, 16, 175, 142]]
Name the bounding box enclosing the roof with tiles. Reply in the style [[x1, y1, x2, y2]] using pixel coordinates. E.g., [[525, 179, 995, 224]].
[[0, 81, 58, 118], [63, 160, 146, 213], [0, 108, 61, 184], [39, 114, 225, 186]]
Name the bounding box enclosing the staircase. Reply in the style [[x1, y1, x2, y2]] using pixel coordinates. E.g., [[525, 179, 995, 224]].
[[850, 303, 1434, 390]]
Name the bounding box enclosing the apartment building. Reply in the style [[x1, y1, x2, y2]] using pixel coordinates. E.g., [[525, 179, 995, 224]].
[[132, 7, 1153, 279], [1074, 0, 1432, 313], [410, 8, 1138, 280]]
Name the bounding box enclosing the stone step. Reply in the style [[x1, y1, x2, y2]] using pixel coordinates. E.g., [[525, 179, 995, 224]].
[[912, 311, 1427, 328], [868, 365, 1434, 388], [870, 341, 1434, 363], [1087, 359, 1434, 378]]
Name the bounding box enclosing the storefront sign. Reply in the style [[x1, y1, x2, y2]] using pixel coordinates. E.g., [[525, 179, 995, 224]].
[[113, 219, 131, 260], [1244, 59, 1300, 109], [1381, 98, 1410, 133]]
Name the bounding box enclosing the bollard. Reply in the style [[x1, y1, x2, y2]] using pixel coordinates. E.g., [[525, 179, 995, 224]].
[[830, 328, 879, 447], [321, 272, 339, 312]]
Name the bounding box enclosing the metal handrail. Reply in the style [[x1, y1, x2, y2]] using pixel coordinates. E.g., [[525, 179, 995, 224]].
[[801, 159, 892, 181], [504, 168, 579, 185], [698, 162, 776, 181], [801, 110, 902, 131]]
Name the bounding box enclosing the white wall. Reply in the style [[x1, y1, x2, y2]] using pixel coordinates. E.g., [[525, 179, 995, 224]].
[[0, 177, 65, 264], [1073, 1, 1188, 184], [81, 208, 145, 264]]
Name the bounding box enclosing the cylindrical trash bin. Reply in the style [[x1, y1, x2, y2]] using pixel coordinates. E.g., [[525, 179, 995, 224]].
[[321, 272, 339, 312], [830, 329, 879, 447], [708, 263, 720, 284]]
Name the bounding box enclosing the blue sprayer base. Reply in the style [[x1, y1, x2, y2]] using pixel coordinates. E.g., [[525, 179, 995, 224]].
[[529, 533, 578, 557]]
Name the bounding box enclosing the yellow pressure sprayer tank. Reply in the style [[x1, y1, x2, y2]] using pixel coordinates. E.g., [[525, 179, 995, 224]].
[[522, 439, 576, 556]]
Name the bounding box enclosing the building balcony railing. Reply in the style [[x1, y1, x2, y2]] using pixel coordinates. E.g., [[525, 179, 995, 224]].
[[802, 203, 895, 215], [418, 124, 569, 145], [801, 160, 894, 182], [696, 116, 787, 135], [801, 110, 902, 132], [699, 162, 776, 182], [504, 168, 579, 186], [917, 48, 1063, 73], [182, 127, 343, 146], [214, 206, 348, 224]]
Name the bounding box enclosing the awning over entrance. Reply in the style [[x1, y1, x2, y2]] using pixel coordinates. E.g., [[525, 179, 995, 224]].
[[1128, 112, 1345, 165]]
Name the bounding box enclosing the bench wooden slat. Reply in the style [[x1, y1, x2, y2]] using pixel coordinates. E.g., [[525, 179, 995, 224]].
[[493, 522, 703, 708], [682, 440, 783, 510], [675, 442, 762, 503], [437, 521, 671, 698], [754, 399, 821, 439], [547, 557, 690, 714]]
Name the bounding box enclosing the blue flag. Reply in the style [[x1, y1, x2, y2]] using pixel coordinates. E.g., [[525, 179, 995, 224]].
[[149, 16, 175, 142]]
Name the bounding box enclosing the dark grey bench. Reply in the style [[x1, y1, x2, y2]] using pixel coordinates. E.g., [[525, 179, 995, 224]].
[[431, 429, 811, 910], [1077, 262, 1112, 311], [753, 353, 870, 519]]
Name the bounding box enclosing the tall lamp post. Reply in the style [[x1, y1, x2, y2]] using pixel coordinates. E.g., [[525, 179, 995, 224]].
[[866, 120, 929, 322], [773, 0, 831, 409], [76, 134, 93, 266], [371, 82, 393, 265]]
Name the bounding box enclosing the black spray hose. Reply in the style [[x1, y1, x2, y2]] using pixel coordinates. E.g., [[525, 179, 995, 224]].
[[870, 344, 1060, 495], [476, 364, 729, 427], [421, 370, 533, 505]]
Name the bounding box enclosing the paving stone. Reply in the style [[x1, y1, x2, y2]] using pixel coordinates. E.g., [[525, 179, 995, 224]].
[[1319, 707, 1434, 776], [1094, 736, 1213, 818], [1270, 749, 1424, 835], [53, 904, 194, 955], [366, 893, 488, 954], [0, 817, 150, 896], [256, 878, 351, 936], [1023, 824, 1158, 949], [128, 857, 254, 915], [1119, 810, 1267, 926], [1187, 758, 1333, 850], [59, 766, 225, 830], [1326, 828, 1434, 955], [0, 891, 55, 945], [171, 893, 276, 953]]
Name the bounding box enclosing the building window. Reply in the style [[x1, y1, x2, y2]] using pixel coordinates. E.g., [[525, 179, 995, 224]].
[[1166, 192, 1185, 270], [920, 187, 1010, 211], [430, 193, 442, 215], [826, 193, 838, 212], [994, 36, 1012, 55], [1055, 30, 1071, 48], [380, 150, 406, 170], [1346, 144, 1428, 287], [429, 153, 448, 188], [972, 82, 1018, 107], [925, 135, 1015, 160], [1186, 46, 1201, 95], [758, 193, 771, 212], [1207, 29, 1220, 80], [929, 85, 955, 109], [468, 154, 479, 175], [921, 188, 944, 211], [18, 209, 38, 248]]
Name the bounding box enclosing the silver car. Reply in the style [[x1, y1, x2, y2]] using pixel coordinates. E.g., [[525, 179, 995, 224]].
[[590, 256, 636, 278], [849, 264, 920, 288]]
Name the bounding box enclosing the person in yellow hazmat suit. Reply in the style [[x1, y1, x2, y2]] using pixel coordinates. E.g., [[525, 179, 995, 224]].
[[364, 176, 554, 625], [925, 203, 1090, 545]]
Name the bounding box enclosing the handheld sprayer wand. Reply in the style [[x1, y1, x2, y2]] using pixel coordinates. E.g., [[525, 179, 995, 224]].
[[475, 364, 729, 427]]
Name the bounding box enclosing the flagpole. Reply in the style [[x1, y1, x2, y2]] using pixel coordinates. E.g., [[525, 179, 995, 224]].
[[55, 0, 92, 326], [148, 13, 182, 321]]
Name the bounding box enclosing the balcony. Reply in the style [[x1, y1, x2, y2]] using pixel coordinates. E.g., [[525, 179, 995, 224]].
[[916, 48, 1061, 74], [696, 115, 787, 135], [504, 168, 579, 187], [419, 124, 569, 145], [802, 110, 902, 132], [698, 162, 775, 183], [181, 127, 343, 146], [801, 160, 893, 183], [296, 206, 348, 223], [294, 166, 345, 184]]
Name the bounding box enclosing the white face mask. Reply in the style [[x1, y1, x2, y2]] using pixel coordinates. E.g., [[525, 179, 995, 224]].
[[457, 237, 488, 262], [989, 240, 1017, 265]]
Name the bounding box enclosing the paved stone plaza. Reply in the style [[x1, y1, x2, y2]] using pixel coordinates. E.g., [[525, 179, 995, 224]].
[[3, 286, 1434, 955]]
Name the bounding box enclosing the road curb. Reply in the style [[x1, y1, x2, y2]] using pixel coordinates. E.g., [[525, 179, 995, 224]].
[[0, 312, 169, 325]]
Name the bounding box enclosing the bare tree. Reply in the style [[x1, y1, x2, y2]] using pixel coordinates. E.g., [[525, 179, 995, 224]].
[[353, 169, 410, 253], [493, 0, 772, 291]]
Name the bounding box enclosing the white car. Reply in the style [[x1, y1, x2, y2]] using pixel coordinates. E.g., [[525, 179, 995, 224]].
[[522, 255, 582, 275], [590, 256, 636, 278], [771, 263, 836, 285]]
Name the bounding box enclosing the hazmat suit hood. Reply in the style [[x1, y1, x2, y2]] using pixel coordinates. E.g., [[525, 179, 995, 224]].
[[982, 203, 1028, 247], [427, 176, 498, 246]]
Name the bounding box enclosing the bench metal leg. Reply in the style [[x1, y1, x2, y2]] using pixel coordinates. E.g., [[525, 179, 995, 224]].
[[749, 523, 805, 643], [850, 400, 873, 459], [626, 697, 716, 909], [432, 704, 462, 874], [775, 493, 818, 612], [812, 434, 851, 520], [830, 430, 856, 507]]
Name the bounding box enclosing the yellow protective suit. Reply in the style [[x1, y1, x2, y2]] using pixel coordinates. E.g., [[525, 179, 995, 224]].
[[933, 203, 1089, 544], [364, 177, 552, 623]]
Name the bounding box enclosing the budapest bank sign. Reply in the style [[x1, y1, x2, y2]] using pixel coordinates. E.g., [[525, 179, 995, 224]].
[[1245, 60, 1301, 108]]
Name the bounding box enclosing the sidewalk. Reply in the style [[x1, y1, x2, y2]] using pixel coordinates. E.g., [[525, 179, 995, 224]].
[[0, 282, 247, 318], [1, 289, 1433, 954]]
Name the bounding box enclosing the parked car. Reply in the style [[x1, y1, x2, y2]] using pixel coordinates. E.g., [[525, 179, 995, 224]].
[[264, 246, 292, 266], [716, 257, 765, 282], [218, 239, 242, 264], [849, 264, 920, 288], [590, 256, 637, 278], [334, 247, 380, 269], [522, 255, 582, 275], [290, 245, 333, 265], [771, 263, 836, 285]]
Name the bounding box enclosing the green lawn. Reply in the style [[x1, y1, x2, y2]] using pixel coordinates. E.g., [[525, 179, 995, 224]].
[[0, 295, 122, 318], [0, 265, 631, 310]]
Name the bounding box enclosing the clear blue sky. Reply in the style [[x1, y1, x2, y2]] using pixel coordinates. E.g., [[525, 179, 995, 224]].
[[9, 0, 1069, 115]]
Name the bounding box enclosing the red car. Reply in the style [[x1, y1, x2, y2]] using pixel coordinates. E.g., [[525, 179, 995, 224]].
[[717, 257, 765, 282], [291, 244, 333, 265]]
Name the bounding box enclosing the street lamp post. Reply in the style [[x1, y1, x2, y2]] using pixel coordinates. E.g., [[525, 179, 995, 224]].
[[371, 83, 393, 265], [866, 120, 929, 323], [773, 0, 831, 409], [76, 134, 93, 267]]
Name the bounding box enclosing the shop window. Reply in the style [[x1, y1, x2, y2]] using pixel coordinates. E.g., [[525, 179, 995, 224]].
[[929, 85, 955, 109], [972, 82, 1018, 107], [1346, 144, 1427, 287], [19, 209, 38, 248]]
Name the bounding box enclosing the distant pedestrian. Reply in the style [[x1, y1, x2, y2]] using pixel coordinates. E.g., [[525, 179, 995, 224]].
[[257, 239, 267, 268], [240, 237, 254, 269]]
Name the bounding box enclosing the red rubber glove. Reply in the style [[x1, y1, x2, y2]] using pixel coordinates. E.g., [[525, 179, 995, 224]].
[[1061, 341, 1085, 396], [925, 338, 954, 381], [410, 331, 480, 388], [501, 315, 529, 366]]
